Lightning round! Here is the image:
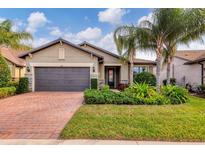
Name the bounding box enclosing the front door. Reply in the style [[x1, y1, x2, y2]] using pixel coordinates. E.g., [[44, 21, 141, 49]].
[[108, 68, 114, 88]]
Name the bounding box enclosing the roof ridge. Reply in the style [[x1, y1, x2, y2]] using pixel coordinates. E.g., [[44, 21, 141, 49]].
[[79, 41, 120, 58]]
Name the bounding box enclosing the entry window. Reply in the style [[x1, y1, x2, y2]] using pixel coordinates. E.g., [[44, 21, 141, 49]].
[[108, 69, 114, 82], [58, 48, 65, 59], [133, 66, 149, 75]]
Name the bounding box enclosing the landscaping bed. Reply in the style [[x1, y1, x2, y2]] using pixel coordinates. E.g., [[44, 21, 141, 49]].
[[60, 96, 205, 141], [85, 83, 189, 105]]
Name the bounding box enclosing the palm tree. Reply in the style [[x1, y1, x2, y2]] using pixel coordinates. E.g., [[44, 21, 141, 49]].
[[163, 9, 205, 85], [0, 20, 32, 53], [114, 26, 138, 84], [136, 9, 194, 92]]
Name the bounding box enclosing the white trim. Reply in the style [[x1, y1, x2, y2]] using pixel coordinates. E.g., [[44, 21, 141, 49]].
[[31, 66, 35, 92], [29, 62, 94, 67], [104, 63, 122, 66]]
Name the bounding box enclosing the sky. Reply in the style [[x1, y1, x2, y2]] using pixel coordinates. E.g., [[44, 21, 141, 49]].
[[0, 8, 205, 60]]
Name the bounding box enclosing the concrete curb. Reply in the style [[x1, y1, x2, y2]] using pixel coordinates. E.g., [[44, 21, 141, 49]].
[[0, 139, 204, 145]]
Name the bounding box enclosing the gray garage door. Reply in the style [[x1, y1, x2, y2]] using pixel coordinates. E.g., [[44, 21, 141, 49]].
[[35, 67, 90, 91]]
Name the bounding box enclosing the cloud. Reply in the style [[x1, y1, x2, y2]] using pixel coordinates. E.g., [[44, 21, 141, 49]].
[[76, 27, 102, 40], [178, 37, 205, 50], [98, 8, 128, 25], [26, 12, 48, 34], [137, 12, 153, 26], [0, 17, 5, 23], [96, 32, 117, 53], [32, 37, 51, 47], [49, 26, 62, 37]]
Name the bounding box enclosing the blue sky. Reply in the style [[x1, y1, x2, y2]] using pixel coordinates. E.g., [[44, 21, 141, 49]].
[[0, 8, 204, 59]]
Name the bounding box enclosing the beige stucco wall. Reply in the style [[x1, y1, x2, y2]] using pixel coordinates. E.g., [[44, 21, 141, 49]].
[[81, 45, 129, 82], [5, 59, 25, 80], [25, 43, 99, 91], [158, 57, 201, 86]]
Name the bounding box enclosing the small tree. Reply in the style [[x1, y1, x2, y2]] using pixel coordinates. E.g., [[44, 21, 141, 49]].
[[0, 54, 11, 87]]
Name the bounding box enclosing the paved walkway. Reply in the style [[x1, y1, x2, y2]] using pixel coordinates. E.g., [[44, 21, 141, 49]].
[[0, 139, 204, 145], [0, 92, 83, 139]]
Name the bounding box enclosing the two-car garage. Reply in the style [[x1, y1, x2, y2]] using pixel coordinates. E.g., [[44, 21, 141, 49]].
[[34, 67, 90, 91]]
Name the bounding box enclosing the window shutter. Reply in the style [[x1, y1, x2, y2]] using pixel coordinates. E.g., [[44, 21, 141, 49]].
[[58, 48, 65, 59]]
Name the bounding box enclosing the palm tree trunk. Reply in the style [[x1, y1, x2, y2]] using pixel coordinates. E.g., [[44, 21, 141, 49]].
[[129, 51, 134, 84], [166, 57, 171, 85], [156, 51, 162, 93]]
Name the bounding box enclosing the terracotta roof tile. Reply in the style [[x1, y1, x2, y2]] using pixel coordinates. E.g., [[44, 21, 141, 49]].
[[175, 50, 205, 61], [0, 47, 26, 67]]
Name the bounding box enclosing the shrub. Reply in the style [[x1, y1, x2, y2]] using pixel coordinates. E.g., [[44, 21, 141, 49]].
[[161, 85, 188, 104], [0, 87, 16, 99], [134, 72, 156, 86], [124, 82, 157, 98], [163, 78, 176, 85], [6, 81, 19, 89], [0, 55, 11, 87], [102, 84, 110, 92], [91, 78, 98, 89], [17, 77, 29, 94], [197, 85, 205, 94]]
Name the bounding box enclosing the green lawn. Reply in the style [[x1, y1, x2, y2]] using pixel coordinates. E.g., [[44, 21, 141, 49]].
[[60, 96, 205, 142]]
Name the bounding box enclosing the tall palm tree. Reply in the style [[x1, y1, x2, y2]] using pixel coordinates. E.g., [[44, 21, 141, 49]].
[[0, 20, 32, 53], [163, 9, 205, 85], [137, 9, 186, 92], [114, 26, 138, 84]]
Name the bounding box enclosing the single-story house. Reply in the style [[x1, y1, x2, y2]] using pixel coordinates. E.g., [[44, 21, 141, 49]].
[[160, 50, 205, 86], [19, 38, 156, 92], [1, 46, 26, 81]]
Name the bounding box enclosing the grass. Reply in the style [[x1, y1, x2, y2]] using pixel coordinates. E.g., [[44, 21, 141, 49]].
[[60, 96, 205, 142]]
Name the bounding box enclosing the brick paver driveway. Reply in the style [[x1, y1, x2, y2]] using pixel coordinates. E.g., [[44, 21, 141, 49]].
[[0, 92, 83, 139]]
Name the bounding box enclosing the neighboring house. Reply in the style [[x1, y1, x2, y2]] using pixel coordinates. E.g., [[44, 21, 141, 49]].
[[19, 38, 156, 92], [0, 47, 26, 81], [160, 50, 205, 86]]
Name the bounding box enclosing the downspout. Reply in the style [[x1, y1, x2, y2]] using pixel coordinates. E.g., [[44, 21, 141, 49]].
[[199, 62, 204, 85]]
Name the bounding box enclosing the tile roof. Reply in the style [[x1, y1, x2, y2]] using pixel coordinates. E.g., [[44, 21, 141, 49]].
[[19, 38, 104, 60], [175, 50, 205, 61], [0, 47, 26, 67]]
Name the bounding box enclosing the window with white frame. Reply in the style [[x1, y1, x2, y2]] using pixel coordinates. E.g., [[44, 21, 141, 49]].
[[58, 48, 65, 59]]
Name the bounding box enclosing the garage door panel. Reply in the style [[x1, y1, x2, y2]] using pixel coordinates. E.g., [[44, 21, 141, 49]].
[[35, 67, 90, 91]]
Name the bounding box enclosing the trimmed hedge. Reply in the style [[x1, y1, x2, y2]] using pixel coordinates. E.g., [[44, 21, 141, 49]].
[[91, 78, 98, 89], [0, 54, 11, 87], [0, 87, 16, 99], [134, 72, 156, 86], [17, 77, 29, 94], [84, 83, 189, 105]]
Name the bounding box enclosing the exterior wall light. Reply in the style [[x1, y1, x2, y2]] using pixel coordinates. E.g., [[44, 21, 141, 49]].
[[93, 66, 95, 73]]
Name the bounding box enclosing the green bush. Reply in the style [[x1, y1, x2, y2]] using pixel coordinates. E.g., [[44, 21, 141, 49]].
[[84, 83, 189, 105], [161, 85, 188, 104], [0, 87, 16, 99], [6, 81, 19, 89], [0, 55, 11, 87], [197, 85, 205, 94], [102, 84, 110, 92], [163, 78, 176, 85], [134, 72, 156, 86], [84, 89, 139, 105], [91, 78, 98, 89], [17, 77, 29, 94]]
